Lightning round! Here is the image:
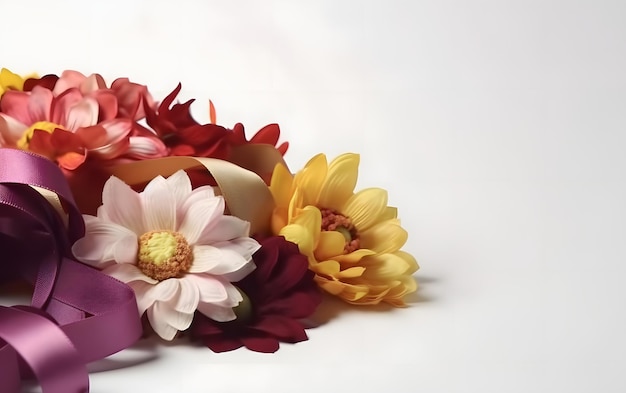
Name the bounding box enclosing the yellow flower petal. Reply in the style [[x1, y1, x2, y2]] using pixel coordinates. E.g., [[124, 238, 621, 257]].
[[394, 250, 419, 274], [334, 248, 376, 264], [342, 187, 388, 232], [0, 68, 24, 91], [313, 259, 341, 277], [318, 153, 360, 211], [293, 153, 327, 206], [380, 206, 398, 221], [269, 163, 293, 209], [270, 207, 289, 235], [360, 253, 413, 281], [314, 230, 345, 261], [279, 205, 321, 256], [315, 276, 345, 295], [359, 219, 408, 254], [337, 266, 365, 279]]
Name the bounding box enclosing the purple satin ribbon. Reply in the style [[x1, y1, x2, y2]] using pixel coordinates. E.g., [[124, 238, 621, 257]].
[[0, 149, 142, 393]]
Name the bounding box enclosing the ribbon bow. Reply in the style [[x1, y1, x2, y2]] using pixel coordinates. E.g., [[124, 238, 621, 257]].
[[0, 149, 142, 393]]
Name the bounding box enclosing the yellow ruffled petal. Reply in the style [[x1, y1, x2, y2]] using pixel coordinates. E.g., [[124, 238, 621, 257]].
[[380, 206, 398, 221], [314, 230, 345, 261], [0, 68, 24, 91], [342, 187, 389, 232], [315, 276, 345, 295], [360, 253, 413, 281], [313, 259, 341, 277], [318, 153, 360, 211], [359, 219, 408, 254], [293, 153, 327, 206], [269, 163, 294, 209], [287, 187, 305, 222], [337, 266, 365, 279], [334, 248, 376, 264], [394, 250, 419, 274], [270, 207, 289, 235], [279, 205, 321, 256]]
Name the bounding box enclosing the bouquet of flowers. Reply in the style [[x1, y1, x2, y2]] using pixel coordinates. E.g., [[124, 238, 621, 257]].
[[0, 68, 419, 392]]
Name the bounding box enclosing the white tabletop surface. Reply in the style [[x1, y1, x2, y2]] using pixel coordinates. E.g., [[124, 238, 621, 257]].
[[2, 1, 626, 392]]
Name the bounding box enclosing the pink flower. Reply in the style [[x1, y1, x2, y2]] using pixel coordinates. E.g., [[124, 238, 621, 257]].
[[72, 170, 261, 340], [0, 85, 165, 169]]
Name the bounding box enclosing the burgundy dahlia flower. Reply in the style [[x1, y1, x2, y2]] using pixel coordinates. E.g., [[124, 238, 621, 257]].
[[190, 236, 322, 353]]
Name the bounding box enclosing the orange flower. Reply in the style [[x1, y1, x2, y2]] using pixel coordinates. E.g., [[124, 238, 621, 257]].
[[269, 153, 418, 306]]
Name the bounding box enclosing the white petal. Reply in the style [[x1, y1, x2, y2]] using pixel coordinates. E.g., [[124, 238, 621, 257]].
[[147, 302, 178, 340], [189, 245, 222, 273], [174, 277, 200, 313], [185, 274, 228, 303], [71, 216, 136, 267], [141, 175, 176, 231], [101, 176, 145, 235], [164, 170, 192, 209], [196, 302, 236, 322], [199, 244, 257, 282], [146, 278, 180, 302], [197, 215, 251, 244], [178, 195, 224, 244], [103, 263, 157, 284], [215, 237, 261, 261], [128, 281, 157, 315], [113, 233, 139, 264]]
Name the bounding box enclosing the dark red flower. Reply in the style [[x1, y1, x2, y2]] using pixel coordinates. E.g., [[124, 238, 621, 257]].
[[144, 84, 231, 159], [145, 84, 289, 160], [190, 236, 322, 353], [230, 123, 289, 155]]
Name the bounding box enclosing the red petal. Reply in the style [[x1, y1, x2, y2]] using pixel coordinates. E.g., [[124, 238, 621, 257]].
[[204, 336, 244, 353], [250, 123, 280, 145], [249, 316, 308, 343], [240, 336, 280, 353]]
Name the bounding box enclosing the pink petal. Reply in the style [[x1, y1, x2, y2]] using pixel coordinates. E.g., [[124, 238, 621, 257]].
[[91, 90, 118, 121], [27, 87, 53, 123], [65, 97, 99, 131], [51, 89, 84, 125], [80, 73, 107, 94], [53, 70, 87, 95], [0, 90, 36, 125], [0, 114, 27, 145], [101, 176, 146, 235], [125, 135, 167, 159], [99, 119, 132, 144]]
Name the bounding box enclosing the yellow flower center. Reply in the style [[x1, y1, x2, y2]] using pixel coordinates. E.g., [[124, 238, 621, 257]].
[[137, 230, 193, 281], [16, 121, 64, 150], [320, 208, 360, 254]]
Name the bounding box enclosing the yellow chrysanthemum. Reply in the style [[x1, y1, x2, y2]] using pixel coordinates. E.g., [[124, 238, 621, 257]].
[[0, 68, 37, 96], [269, 153, 418, 306]]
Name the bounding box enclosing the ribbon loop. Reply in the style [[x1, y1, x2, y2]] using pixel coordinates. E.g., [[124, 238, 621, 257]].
[[0, 149, 142, 392], [0, 306, 89, 393]]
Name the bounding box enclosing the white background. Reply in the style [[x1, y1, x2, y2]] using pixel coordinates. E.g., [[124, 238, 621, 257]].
[[2, 1, 626, 392]]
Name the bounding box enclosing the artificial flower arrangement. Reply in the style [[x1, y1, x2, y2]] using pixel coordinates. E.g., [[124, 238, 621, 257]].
[[0, 68, 418, 392]]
